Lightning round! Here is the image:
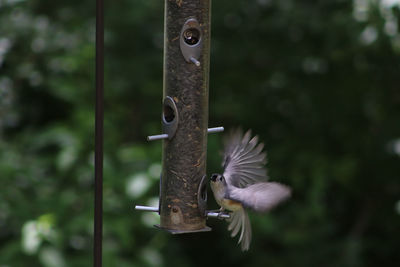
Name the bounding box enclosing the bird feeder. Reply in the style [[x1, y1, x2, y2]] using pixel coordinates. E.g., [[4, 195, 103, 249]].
[[135, 0, 229, 233]]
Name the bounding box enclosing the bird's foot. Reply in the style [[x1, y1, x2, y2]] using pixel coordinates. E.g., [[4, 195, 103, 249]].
[[217, 211, 231, 220]]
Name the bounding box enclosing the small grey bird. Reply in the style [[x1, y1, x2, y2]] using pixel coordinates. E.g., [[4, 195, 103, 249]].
[[210, 129, 291, 251]]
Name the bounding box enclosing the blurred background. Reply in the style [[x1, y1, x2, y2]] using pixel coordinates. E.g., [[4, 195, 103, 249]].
[[1, 0, 400, 266]]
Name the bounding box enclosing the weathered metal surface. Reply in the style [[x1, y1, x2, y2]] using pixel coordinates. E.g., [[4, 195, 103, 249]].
[[160, 0, 211, 232]]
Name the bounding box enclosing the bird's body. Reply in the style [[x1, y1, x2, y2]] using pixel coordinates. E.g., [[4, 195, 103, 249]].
[[210, 129, 291, 251], [210, 178, 243, 211]]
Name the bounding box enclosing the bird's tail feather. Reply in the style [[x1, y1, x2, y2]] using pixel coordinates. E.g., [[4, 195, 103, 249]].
[[228, 208, 252, 251]]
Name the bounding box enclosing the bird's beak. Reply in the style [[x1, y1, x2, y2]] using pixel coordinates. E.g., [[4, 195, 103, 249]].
[[210, 174, 218, 182]]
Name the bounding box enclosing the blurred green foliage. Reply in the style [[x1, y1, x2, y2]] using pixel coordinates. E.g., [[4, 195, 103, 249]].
[[1, 0, 400, 266]]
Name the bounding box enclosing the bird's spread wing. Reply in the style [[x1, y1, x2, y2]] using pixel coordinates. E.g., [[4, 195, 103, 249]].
[[222, 129, 267, 188], [227, 182, 291, 212]]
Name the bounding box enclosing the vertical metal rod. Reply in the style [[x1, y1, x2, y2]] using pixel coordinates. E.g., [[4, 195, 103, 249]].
[[94, 0, 104, 265]]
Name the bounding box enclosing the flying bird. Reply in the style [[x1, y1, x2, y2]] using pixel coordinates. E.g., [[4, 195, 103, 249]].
[[210, 129, 291, 251]]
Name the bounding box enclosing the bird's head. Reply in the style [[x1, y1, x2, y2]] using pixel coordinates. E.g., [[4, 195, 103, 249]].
[[210, 173, 226, 185]]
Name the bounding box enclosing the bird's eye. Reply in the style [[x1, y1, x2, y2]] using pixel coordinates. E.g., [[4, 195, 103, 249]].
[[211, 174, 218, 182], [219, 177, 223, 181]]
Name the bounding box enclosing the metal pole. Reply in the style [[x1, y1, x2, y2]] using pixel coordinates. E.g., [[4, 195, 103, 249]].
[[159, 0, 211, 233], [94, 0, 104, 265]]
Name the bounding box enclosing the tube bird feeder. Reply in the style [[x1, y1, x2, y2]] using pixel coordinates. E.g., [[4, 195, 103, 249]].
[[159, 0, 212, 233], [135, 0, 226, 233]]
